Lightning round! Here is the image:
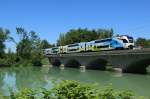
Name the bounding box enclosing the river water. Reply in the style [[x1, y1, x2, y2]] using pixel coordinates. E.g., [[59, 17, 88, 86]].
[[0, 66, 150, 97]]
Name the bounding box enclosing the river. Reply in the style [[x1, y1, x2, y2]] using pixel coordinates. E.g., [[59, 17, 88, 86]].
[[0, 66, 150, 97]]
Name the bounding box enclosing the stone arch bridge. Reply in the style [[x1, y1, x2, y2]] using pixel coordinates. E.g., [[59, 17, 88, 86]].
[[46, 49, 150, 74]]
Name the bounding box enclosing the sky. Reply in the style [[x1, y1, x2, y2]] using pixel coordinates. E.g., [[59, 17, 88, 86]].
[[0, 0, 150, 52]]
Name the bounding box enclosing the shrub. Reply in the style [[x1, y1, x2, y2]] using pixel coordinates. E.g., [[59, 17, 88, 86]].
[[14, 88, 35, 99], [32, 58, 42, 66], [53, 80, 99, 99], [6, 80, 143, 99]]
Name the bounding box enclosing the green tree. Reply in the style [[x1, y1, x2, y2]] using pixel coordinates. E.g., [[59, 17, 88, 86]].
[[97, 28, 114, 39], [136, 38, 150, 47], [16, 27, 43, 66], [57, 28, 114, 45], [57, 33, 66, 46], [40, 40, 52, 49], [0, 28, 10, 57]]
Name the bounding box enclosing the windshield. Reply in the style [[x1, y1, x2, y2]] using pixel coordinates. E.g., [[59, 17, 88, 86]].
[[122, 39, 128, 43]]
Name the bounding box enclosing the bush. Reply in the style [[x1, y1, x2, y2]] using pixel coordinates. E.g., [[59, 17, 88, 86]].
[[32, 58, 42, 66], [5, 80, 143, 99], [53, 80, 99, 99], [15, 88, 35, 99]]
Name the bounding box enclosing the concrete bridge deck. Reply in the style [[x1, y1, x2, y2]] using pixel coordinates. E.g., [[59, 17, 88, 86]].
[[47, 48, 150, 57], [46, 48, 150, 74]]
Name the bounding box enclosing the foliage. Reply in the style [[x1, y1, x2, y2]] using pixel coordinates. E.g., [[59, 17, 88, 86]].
[[0, 28, 10, 57], [41, 58, 50, 65], [40, 40, 54, 49], [0, 27, 54, 67], [15, 27, 43, 66], [118, 90, 134, 99], [16, 28, 39, 59], [0, 49, 17, 67], [136, 38, 150, 48], [57, 28, 114, 46], [53, 80, 99, 99], [14, 88, 35, 99], [99, 85, 134, 99], [5, 80, 142, 99]]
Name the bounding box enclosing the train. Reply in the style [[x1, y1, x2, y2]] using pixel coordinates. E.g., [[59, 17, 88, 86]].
[[43, 35, 134, 55]]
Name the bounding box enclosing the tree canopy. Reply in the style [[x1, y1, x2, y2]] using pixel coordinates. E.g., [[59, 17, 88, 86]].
[[136, 38, 150, 48], [40, 40, 54, 49], [0, 28, 10, 57], [57, 28, 114, 46]]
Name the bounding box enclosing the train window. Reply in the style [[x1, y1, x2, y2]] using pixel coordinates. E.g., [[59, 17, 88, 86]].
[[68, 44, 79, 47], [95, 40, 102, 43], [122, 39, 128, 43], [97, 45, 109, 48], [52, 47, 58, 50], [95, 39, 112, 43]]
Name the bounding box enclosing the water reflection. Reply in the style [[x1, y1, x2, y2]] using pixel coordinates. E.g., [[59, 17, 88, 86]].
[[60, 65, 65, 70], [0, 67, 149, 97], [80, 66, 86, 72], [2, 72, 17, 95]]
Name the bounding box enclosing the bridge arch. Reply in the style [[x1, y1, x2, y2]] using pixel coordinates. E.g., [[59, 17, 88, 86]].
[[50, 58, 61, 66], [87, 58, 108, 70], [65, 58, 81, 68], [123, 58, 150, 74]]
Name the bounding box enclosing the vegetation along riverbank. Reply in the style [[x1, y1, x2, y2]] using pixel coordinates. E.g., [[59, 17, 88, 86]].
[[2, 80, 146, 99]]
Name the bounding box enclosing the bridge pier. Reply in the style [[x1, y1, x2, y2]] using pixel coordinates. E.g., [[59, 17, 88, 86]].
[[107, 54, 150, 74], [122, 58, 150, 74], [60, 64, 64, 67]]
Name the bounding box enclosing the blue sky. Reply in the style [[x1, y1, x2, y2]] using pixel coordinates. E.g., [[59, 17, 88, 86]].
[[0, 0, 150, 52]]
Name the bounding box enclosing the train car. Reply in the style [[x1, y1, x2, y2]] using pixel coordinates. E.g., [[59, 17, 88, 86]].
[[43, 48, 52, 55], [94, 38, 113, 51], [88, 38, 125, 51], [111, 38, 125, 50], [79, 42, 86, 52], [66, 42, 87, 53], [86, 41, 95, 51], [51, 47, 59, 54], [58, 46, 63, 54], [62, 45, 68, 53], [42, 49, 48, 55], [44, 35, 134, 54], [58, 45, 68, 54], [117, 35, 134, 49], [66, 43, 80, 53]]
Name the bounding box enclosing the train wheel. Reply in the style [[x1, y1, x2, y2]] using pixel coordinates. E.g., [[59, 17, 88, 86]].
[[129, 45, 133, 49]]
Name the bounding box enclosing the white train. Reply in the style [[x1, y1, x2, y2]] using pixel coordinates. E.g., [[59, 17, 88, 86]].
[[44, 35, 134, 55]]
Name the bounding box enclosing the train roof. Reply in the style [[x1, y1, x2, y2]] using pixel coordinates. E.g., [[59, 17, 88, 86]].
[[117, 35, 133, 39]]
